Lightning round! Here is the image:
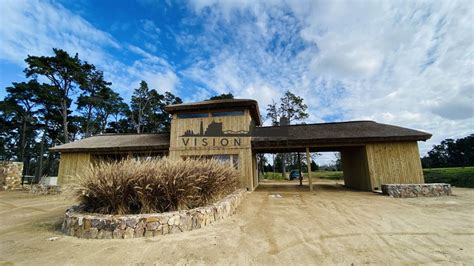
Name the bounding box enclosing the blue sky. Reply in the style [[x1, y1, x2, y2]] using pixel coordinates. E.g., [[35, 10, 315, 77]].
[[0, 0, 473, 160]]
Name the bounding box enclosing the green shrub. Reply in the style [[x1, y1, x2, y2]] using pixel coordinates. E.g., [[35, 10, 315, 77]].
[[75, 158, 239, 214], [423, 167, 474, 188]]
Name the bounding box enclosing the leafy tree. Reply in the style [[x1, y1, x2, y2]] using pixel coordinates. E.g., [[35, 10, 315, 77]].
[[266, 91, 309, 178], [76, 66, 112, 136], [0, 100, 21, 161], [24, 48, 86, 143], [310, 160, 318, 171], [4, 82, 38, 153], [130, 81, 182, 133], [32, 83, 64, 179], [95, 87, 125, 133], [1, 49, 190, 179], [2, 80, 42, 174], [208, 93, 234, 100], [266, 100, 279, 126], [279, 91, 309, 124], [157, 91, 182, 131], [130, 81, 152, 133], [422, 135, 474, 168]]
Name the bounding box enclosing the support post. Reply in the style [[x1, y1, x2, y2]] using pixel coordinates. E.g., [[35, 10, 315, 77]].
[[306, 147, 313, 191], [297, 152, 303, 186]]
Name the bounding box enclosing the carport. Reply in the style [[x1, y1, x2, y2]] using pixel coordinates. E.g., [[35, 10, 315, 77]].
[[251, 121, 431, 192]]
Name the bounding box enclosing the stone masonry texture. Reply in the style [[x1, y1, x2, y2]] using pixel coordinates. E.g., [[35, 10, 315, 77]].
[[0, 161, 23, 191], [62, 189, 246, 239], [382, 183, 451, 198]]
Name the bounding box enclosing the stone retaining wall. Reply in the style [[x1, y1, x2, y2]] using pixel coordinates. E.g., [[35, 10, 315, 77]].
[[0, 161, 23, 191], [30, 184, 62, 195], [382, 183, 451, 198], [62, 189, 246, 239]]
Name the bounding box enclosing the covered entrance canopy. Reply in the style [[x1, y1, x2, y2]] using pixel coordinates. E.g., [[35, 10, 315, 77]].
[[51, 98, 431, 192], [251, 121, 431, 191]]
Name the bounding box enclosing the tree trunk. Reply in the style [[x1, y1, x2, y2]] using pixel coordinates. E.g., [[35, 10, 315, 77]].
[[272, 153, 276, 174], [281, 153, 286, 179], [297, 152, 303, 186], [36, 128, 46, 180], [86, 105, 92, 136], [20, 117, 27, 163], [20, 116, 29, 181], [61, 100, 69, 143]]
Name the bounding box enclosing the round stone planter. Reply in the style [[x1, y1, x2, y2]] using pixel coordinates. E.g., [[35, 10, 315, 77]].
[[62, 189, 246, 239]]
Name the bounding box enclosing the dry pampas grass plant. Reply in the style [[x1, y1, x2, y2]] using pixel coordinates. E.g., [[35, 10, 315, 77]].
[[75, 158, 239, 214]]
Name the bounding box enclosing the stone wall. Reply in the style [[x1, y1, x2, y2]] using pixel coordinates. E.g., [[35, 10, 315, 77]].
[[382, 183, 451, 198], [30, 184, 62, 195], [0, 161, 23, 191], [62, 189, 246, 239]]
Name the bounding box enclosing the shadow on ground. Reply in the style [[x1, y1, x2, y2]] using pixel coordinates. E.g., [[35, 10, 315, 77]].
[[256, 182, 348, 192]]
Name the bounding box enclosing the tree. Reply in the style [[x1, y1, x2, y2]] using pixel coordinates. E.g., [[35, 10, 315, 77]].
[[279, 91, 309, 124], [208, 93, 234, 100], [266, 100, 279, 126], [334, 153, 342, 171], [266, 100, 280, 176], [95, 87, 125, 133], [130, 81, 182, 133], [130, 81, 152, 133], [76, 67, 112, 136], [157, 91, 182, 131], [24, 48, 86, 143], [256, 154, 268, 178], [33, 83, 64, 179], [4, 81, 40, 164], [266, 91, 309, 178], [310, 160, 318, 171], [0, 100, 21, 161], [2, 49, 130, 179], [422, 135, 474, 168]]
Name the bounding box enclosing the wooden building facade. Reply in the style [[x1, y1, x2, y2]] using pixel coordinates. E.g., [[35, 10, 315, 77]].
[[165, 100, 261, 190], [51, 99, 431, 192]]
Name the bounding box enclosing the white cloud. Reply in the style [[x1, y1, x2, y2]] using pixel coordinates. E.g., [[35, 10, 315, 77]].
[[0, 0, 472, 157], [0, 0, 179, 101], [185, 0, 474, 155], [0, 0, 119, 65]]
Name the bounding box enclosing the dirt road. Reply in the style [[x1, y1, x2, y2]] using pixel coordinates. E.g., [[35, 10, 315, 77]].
[[0, 182, 473, 264]]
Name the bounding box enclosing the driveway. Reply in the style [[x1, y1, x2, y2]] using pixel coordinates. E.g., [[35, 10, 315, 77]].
[[0, 182, 473, 264]]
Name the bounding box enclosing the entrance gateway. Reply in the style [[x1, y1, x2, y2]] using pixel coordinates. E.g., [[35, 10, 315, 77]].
[[51, 99, 431, 192]]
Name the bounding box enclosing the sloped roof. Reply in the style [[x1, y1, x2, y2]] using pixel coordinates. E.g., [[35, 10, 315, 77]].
[[50, 133, 170, 153], [50, 121, 431, 153], [251, 121, 431, 148], [164, 99, 262, 126]]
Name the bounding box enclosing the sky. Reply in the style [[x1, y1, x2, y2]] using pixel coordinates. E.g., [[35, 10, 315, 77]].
[[0, 0, 473, 164]]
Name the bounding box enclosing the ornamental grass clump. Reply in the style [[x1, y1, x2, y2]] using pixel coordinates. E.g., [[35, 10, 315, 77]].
[[75, 158, 239, 215]]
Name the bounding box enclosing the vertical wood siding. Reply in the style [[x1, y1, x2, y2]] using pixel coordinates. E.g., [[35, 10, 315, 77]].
[[57, 153, 91, 184], [366, 142, 424, 190], [169, 110, 255, 190], [341, 146, 371, 191]]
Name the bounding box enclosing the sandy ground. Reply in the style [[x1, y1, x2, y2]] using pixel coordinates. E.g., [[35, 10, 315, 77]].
[[0, 181, 473, 265]]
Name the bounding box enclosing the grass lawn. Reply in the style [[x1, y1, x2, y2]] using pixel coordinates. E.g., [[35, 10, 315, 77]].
[[261, 167, 474, 188], [423, 166, 474, 188]]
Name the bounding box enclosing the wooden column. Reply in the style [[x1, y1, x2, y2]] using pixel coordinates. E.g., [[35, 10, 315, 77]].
[[306, 147, 313, 191]]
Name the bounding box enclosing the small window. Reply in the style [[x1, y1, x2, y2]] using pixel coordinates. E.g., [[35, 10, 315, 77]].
[[211, 110, 244, 117], [177, 113, 209, 119]]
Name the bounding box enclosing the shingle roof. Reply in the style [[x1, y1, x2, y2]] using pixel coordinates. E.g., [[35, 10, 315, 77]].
[[251, 121, 431, 148], [164, 99, 262, 126], [50, 133, 170, 153]]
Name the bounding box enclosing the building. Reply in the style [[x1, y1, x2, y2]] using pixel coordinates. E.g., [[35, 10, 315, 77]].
[[50, 99, 431, 191]]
